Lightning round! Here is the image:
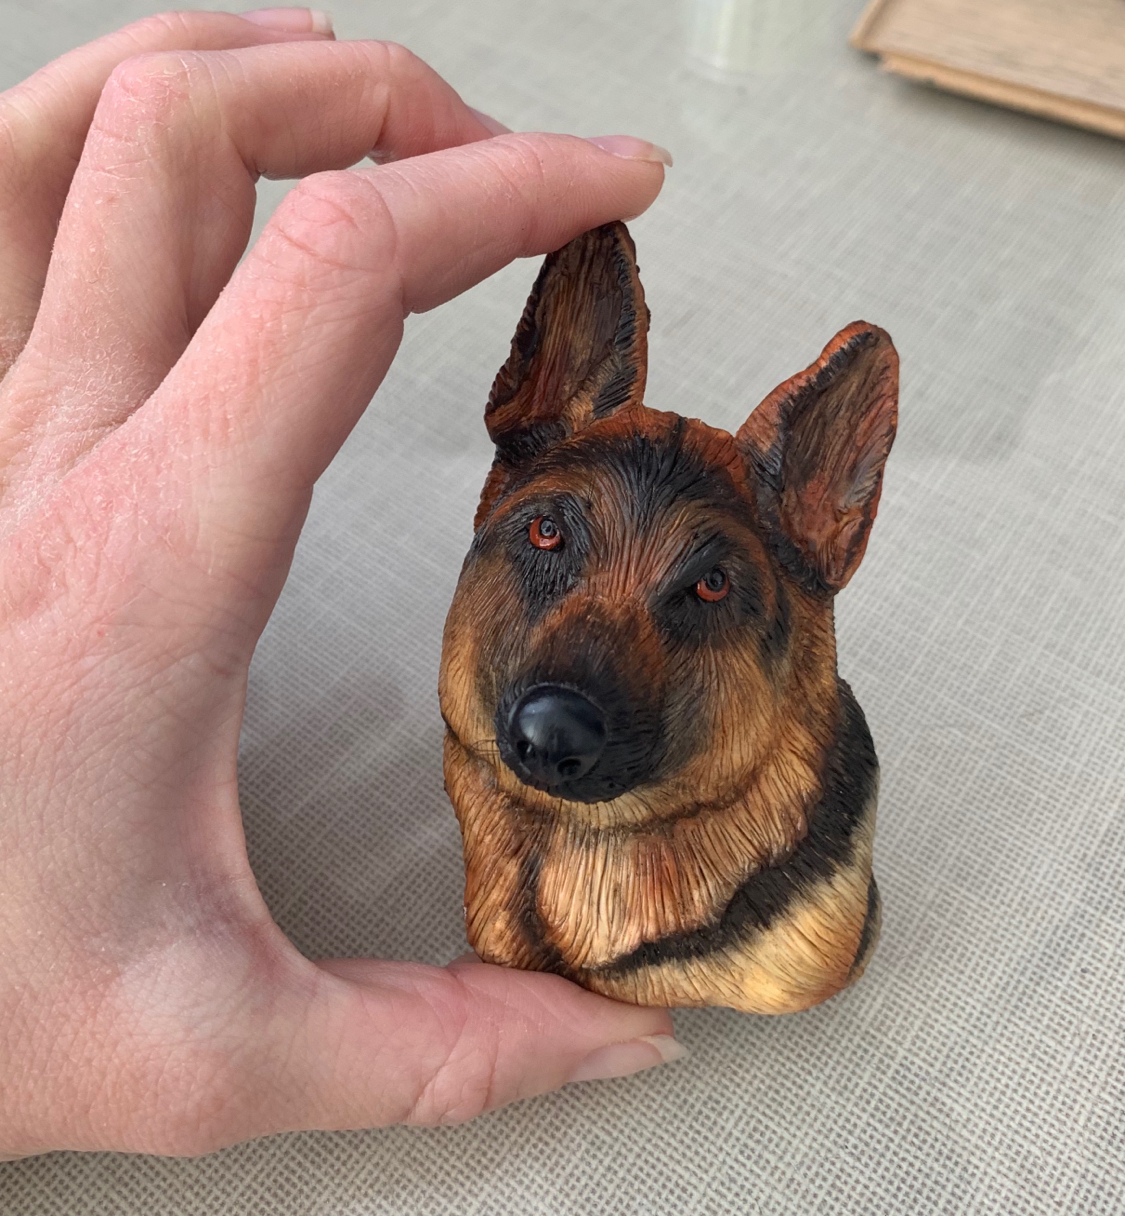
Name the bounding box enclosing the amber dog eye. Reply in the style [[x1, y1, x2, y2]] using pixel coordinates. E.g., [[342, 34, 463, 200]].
[[529, 516, 563, 550], [696, 567, 729, 602]]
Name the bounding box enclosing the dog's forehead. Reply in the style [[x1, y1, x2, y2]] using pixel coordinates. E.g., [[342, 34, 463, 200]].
[[505, 407, 754, 526]]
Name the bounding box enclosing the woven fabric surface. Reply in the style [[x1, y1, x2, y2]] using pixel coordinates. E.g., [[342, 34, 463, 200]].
[[2, 0, 1124, 1212]]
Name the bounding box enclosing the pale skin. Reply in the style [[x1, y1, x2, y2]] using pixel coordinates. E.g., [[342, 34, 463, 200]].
[[0, 7, 683, 1158]]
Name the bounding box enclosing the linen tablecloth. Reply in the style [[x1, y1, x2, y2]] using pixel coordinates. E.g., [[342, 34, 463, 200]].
[[3, 0, 1124, 1211]]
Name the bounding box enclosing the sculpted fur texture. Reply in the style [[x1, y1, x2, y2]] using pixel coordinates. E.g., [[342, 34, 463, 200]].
[[438, 222, 898, 1014]]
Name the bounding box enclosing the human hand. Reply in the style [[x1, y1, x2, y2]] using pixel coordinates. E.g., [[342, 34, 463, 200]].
[[0, 8, 679, 1157]]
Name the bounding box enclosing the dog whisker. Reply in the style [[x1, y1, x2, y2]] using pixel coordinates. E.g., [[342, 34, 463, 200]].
[[465, 737, 501, 756]]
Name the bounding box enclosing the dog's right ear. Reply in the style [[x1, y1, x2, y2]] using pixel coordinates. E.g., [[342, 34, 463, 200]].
[[474, 221, 648, 526]]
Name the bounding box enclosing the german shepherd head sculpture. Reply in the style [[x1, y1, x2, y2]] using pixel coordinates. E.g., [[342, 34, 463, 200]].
[[439, 222, 898, 1014]]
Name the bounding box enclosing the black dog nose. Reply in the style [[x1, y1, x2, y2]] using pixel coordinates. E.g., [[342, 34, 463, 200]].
[[508, 686, 607, 788]]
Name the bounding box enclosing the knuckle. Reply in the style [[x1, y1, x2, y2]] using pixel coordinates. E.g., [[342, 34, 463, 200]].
[[120, 10, 203, 46], [469, 133, 554, 242], [472, 131, 554, 203], [378, 40, 423, 78], [492, 131, 555, 183], [97, 50, 212, 140], [102, 50, 194, 112], [0, 96, 21, 167], [403, 977, 500, 1126], [264, 171, 397, 275], [285, 171, 369, 232], [408, 1054, 497, 1126]]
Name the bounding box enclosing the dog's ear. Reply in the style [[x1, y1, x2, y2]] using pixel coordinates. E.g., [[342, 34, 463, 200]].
[[737, 322, 898, 594], [474, 222, 648, 525]]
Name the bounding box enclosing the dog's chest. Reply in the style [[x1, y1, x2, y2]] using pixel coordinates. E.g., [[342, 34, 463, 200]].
[[448, 733, 814, 973], [532, 792, 808, 969]]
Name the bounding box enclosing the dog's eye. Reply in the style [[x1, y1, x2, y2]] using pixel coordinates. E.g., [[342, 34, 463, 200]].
[[529, 515, 563, 551], [695, 567, 729, 602]]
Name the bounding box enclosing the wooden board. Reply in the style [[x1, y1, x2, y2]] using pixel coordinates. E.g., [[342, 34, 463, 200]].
[[852, 0, 1125, 140]]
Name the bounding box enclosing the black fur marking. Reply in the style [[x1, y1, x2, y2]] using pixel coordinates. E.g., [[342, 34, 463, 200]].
[[495, 419, 569, 467], [849, 874, 881, 979], [594, 679, 877, 976], [515, 848, 565, 972], [471, 491, 591, 624], [521, 429, 776, 655], [590, 239, 640, 419], [760, 580, 791, 670], [764, 530, 833, 599], [651, 533, 767, 649], [506, 424, 760, 538]]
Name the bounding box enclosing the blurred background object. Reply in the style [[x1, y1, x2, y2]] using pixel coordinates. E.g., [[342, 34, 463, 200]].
[[854, 0, 1125, 140], [685, 0, 831, 78]]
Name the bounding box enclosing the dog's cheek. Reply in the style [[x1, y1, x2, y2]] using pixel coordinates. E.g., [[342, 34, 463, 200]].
[[652, 648, 710, 780], [661, 640, 781, 798], [440, 558, 531, 747], [438, 585, 485, 745]]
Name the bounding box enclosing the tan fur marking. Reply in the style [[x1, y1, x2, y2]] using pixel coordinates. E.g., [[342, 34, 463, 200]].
[[580, 798, 878, 1014], [444, 732, 539, 968]]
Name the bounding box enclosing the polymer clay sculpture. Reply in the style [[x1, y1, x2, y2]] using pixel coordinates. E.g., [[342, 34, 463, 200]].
[[439, 223, 898, 1014]]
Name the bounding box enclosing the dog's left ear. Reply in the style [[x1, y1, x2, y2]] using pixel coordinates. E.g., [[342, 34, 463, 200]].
[[474, 221, 648, 526], [737, 322, 899, 594]]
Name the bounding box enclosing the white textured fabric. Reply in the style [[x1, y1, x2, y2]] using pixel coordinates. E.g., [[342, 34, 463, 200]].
[[3, 0, 1125, 1212]]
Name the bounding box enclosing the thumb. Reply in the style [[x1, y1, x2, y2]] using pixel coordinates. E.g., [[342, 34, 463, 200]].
[[274, 955, 684, 1130]]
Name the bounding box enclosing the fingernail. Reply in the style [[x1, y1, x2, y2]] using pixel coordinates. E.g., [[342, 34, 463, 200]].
[[585, 135, 673, 167], [567, 1034, 687, 1084], [239, 8, 334, 35], [468, 106, 512, 136]]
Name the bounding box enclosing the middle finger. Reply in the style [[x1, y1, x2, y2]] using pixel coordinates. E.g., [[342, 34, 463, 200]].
[[1, 39, 498, 485]]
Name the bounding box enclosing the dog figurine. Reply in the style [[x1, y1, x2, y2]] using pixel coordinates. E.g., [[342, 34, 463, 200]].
[[439, 222, 898, 1014]]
